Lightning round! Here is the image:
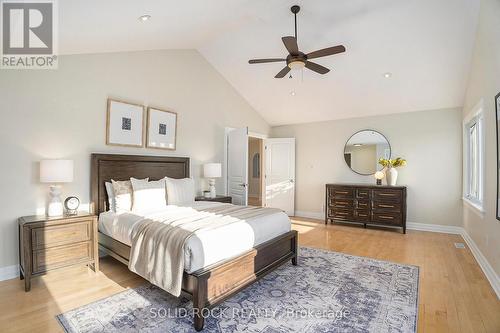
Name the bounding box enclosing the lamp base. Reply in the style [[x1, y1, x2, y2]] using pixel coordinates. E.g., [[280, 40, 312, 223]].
[[208, 178, 216, 198], [47, 185, 63, 217]]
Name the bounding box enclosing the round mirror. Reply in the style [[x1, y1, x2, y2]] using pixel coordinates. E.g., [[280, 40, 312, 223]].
[[344, 130, 391, 175]]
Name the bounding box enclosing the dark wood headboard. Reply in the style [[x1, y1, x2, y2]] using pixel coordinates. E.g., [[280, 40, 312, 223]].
[[90, 153, 190, 214]]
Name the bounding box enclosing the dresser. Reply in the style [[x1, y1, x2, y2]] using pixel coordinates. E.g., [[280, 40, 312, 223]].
[[325, 184, 407, 233], [195, 195, 232, 203], [18, 213, 99, 291]]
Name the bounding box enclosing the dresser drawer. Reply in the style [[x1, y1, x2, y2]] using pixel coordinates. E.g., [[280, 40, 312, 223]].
[[328, 187, 354, 198], [32, 221, 91, 250], [356, 200, 370, 210], [356, 189, 370, 199], [372, 201, 401, 212], [355, 210, 370, 222], [329, 198, 354, 209], [329, 209, 354, 221], [371, 212, 402, 226], [373, 189, 403, 202], [32, 241, 92, 274]]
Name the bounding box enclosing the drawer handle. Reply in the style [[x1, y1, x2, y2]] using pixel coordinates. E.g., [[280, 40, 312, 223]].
[[378, 215, 394, 220], [379, 204, 395, 208], [359, 214, 368, 217], [337, 212, 349, 216], [379, 193, 395, 196], [336, 191, 349, 194]]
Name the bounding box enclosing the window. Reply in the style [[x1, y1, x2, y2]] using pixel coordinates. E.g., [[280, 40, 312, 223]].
[[464, 104, 484, 210]]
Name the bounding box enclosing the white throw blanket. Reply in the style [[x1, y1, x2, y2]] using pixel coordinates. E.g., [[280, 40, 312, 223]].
[[128, 204, 283, 297]]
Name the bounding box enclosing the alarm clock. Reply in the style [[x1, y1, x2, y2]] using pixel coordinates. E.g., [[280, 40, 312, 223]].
[[64, 196, 80, 216]]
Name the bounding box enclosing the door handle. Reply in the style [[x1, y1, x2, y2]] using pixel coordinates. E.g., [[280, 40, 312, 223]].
[[290, 179, 294, 183], [239, 183, 248, 188]]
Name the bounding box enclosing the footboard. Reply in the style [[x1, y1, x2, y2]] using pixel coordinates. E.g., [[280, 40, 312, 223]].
[[185, 230, 298, 331]]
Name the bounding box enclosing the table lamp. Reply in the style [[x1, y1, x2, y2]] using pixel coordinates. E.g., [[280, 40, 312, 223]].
[[374, 171, 385, 185], [203, 163, 221, 198], [40, 160, 73, 217]]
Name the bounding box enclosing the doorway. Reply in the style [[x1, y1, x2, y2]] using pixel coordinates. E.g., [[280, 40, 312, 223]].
[[248, 137, 263, 207]]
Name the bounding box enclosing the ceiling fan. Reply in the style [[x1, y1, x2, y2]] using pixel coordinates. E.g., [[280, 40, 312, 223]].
[[248, 5, 346, 78]]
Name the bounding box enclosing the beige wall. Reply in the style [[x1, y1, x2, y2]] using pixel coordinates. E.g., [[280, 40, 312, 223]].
[[0, 49, 269, 270], [462, 0, 500, 276], [271, 108, 463, 226]]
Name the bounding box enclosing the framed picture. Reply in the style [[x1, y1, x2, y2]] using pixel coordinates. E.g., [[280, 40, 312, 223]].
[[146, 107, 177, 150], [106, 99, 145, 147], [496, 92, 500, 221]]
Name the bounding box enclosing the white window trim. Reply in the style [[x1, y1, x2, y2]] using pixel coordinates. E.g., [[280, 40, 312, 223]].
[[462, 99, 485, 213]]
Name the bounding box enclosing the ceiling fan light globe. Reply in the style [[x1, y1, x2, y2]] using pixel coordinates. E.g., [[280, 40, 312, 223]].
[[288, 60, 305, 70]]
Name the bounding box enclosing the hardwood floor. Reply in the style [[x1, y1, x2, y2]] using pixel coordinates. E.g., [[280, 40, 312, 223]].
[[0, 217, 498, 332]]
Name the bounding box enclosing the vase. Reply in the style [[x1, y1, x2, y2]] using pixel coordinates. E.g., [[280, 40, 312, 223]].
[[385, 167, 398, 186]]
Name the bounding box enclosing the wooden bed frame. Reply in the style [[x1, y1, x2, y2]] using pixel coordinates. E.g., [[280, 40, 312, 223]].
[[90, 153, 298, 331]]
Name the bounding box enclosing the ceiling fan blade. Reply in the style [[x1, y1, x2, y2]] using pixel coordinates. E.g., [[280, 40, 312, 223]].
[[282, 36, 299, 55], [249, 58, 285, 64], [306, 45, 346, 59], [305, 61, 330, 74], [275, 66, 291, 78]]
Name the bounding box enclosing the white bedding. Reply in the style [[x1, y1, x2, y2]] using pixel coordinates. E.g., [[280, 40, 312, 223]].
[[99, 201, 291, 273]]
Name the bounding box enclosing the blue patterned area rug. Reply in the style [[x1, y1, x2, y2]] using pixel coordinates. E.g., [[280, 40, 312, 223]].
[[57, 247, 419, 333]]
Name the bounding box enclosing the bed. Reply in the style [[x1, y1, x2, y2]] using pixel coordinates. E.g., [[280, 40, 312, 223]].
[[90, 153, 298, 331]]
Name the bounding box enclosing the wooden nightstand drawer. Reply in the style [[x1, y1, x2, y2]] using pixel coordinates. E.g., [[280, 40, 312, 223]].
[[32, 241, 92, 274], [19, 213, 99, 292], [32, 220, 91, 250]]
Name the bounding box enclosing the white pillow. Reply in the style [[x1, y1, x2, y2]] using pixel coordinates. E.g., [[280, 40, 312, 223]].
[[165, 177, 195, 206], [111, 178, 148, 213], [131, 178, 167, 212], [105, 182, 116, 212]]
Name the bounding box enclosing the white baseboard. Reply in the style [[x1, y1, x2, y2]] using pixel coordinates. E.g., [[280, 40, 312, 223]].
[[0, 264, 19, 281], [460, 231, 500, 299], [294, 210, 324, 220], [406, 222, 463, 234]]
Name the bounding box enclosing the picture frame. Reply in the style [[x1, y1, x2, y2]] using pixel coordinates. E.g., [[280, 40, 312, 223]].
[[146, 107, 177, 150], [106, 99, 145, 147], [496, 92, 500, 221]]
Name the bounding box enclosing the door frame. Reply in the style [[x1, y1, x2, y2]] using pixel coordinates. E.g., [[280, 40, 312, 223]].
[[223, 127, 268, 200]]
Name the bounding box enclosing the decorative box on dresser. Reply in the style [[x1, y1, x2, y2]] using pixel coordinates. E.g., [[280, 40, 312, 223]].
[[18, 213, 99, 291], [195, 195, 232, 203], [325, 184, 407, 233]]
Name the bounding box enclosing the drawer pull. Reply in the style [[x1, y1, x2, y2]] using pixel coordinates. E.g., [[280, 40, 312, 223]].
[[336, 191, 348, 195], [378, 215, 394, 220], [379, 193, 396, 196], [337, 212, 349, 216], [359, 214, 368, 217], [379, 204, 394, 208]]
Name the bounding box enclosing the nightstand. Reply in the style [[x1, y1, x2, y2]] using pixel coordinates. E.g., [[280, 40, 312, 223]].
[[195, 195, 232, 203], [18, 213, 99, 292]]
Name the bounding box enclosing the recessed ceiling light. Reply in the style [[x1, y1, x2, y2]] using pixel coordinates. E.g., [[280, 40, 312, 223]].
[[138, 15, 151, 22], [383, 72, 392, 78], [290, 91, 296, 96]]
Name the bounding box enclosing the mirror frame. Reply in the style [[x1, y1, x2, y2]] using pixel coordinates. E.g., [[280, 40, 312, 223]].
[[344, 129, 392, 176], [496, 92, 500, 221]]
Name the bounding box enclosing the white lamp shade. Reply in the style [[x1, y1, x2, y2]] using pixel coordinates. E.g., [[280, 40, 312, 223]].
[[203, 163, 221, 178], [374, 171, 385, 180], [40, 160, 74, 183]]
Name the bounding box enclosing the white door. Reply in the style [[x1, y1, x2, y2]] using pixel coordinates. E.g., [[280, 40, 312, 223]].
[[265, 138, 295, 215], [227, 127, 249, 205]]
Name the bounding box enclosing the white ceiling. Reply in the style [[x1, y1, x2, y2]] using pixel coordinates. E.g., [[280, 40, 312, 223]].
[[59, 0, 480, 126]]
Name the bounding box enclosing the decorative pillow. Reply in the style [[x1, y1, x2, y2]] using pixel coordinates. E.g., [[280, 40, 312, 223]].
[[131, 178, 167, 212], [111, 178, 148, 213], [105, 182, 116, 212], [165, 177, 195, 206]]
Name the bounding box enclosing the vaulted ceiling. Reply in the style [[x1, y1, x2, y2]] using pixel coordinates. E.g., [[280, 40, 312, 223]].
[[60, 0, 480, 126]]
